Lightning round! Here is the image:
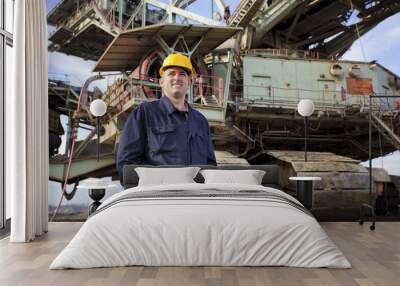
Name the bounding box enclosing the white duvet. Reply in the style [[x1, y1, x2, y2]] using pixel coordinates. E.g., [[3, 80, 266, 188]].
[[50, 183, 351, 269]]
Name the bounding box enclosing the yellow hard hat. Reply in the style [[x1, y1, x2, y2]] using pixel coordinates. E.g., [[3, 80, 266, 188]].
[[159, 52, 193, 77]]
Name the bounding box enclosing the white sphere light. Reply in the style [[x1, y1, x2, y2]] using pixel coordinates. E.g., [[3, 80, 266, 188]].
[[297, 99, 315, 117], [90, 99, 107, 117]]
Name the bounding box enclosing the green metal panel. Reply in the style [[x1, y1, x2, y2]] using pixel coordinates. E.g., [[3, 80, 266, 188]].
[[212, 63, 228, 86], [281, 59, 298, 100], [193, 105, 225, 122], [49, 157, 116, 182], [375, 65, 399, 109], [243, 55, 400, 109]]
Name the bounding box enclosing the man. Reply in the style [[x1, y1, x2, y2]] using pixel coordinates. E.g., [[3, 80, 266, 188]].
[[116, 52, 217, 180]]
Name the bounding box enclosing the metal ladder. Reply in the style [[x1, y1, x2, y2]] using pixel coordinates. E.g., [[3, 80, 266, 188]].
[[371, 113, 400, 150], [228, 0, 264, 27], [232, 51, 243, 79], [201, 95, 220, 106]]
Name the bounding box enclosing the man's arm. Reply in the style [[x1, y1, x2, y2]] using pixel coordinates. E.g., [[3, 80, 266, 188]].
[[116, 104, 147, 181], [206, 124, 217, 166]]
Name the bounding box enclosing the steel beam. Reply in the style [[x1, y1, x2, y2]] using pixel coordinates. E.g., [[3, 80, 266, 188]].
[[252, 0, 300, 47], [285, 2, 306, 44], [155, 34, 173, 54], [213, 0, 227, 14], [159, 0, 197, 23], [49, 156, 116, 183], [118, 0, 123, 27], [223, 50, 233, 117], [123, 0, 144, 30], [145, 0, 222, 26]]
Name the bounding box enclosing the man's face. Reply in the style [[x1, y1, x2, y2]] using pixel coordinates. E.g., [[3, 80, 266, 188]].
[[159, 67, 191, 100]]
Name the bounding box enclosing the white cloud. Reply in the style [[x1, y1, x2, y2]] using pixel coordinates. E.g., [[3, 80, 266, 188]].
[[343, 31, 391, 62], [387, 26, 400, 38], [49, 51, 121, 92], [48, 52, 95, 86], [342, 15, 400, 68], [361, 151, 400, 176]]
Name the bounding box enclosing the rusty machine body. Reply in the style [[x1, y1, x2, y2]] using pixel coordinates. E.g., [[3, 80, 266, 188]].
[[47, 0, 400, 218]]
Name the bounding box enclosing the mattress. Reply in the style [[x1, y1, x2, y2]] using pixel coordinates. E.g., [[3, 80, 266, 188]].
[[50, 183, 351, 269]]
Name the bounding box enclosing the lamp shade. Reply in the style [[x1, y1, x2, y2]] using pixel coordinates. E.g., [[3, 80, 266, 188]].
[[90, 99, 107, 117], [77, 177, 119, 189], [297, 99, 315, 117]]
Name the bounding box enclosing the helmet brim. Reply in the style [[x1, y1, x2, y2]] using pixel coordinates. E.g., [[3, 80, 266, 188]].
[[159, 65, 193, 77]]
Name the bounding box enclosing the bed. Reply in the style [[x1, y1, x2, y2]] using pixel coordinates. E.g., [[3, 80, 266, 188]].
[[50, 165, 351, 269]]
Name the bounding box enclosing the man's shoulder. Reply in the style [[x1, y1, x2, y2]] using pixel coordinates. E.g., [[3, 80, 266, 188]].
[[190, 107, 207, 121], [131, 99, 162, 113], [125, 100, 150, 121]]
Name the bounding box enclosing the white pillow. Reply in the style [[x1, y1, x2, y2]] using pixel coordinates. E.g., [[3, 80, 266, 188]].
[[200, 169, 266, 185], [135, 167, 200, 186]]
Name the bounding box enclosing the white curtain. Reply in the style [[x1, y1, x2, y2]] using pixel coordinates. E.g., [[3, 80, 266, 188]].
[[7, 0, 48, 242]]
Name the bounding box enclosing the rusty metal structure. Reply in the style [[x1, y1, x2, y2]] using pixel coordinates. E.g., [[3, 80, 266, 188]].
[[47, 0, 400, 217]]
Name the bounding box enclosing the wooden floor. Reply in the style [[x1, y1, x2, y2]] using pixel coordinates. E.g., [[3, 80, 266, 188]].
[[1, 222, 399, 286]]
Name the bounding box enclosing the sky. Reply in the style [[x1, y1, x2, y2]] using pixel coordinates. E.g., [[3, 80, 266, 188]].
[[45, 0, 400, 203]]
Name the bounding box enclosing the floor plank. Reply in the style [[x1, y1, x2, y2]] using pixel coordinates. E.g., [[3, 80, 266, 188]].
[[0, 222, 399, 286]]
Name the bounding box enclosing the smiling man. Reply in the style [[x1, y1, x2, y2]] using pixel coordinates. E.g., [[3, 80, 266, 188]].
[[116, 52, 217, 180]]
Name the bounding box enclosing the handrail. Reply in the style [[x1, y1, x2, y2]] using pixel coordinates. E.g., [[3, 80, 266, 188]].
[[232, 82, 400, 113], [101, 73, 226, 109], [89, 72, 400, 119], [241, 48, 320, 60]]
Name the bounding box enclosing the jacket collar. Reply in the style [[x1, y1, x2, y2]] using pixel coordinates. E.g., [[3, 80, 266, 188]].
[[160, 95, 190, 115]]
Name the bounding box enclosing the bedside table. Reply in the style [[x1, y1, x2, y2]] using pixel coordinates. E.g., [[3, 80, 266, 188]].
[[289, 176, 321, 210], [77, 178, 118, 215]]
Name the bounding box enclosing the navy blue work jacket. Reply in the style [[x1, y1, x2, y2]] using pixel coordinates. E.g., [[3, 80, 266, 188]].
[[117, 96, 217, 179]]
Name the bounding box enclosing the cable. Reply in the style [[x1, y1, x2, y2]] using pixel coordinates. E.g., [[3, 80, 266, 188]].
[[378, 130, 383, 169], [50, 83, 86, 222], [350, 0, 368, 62]]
